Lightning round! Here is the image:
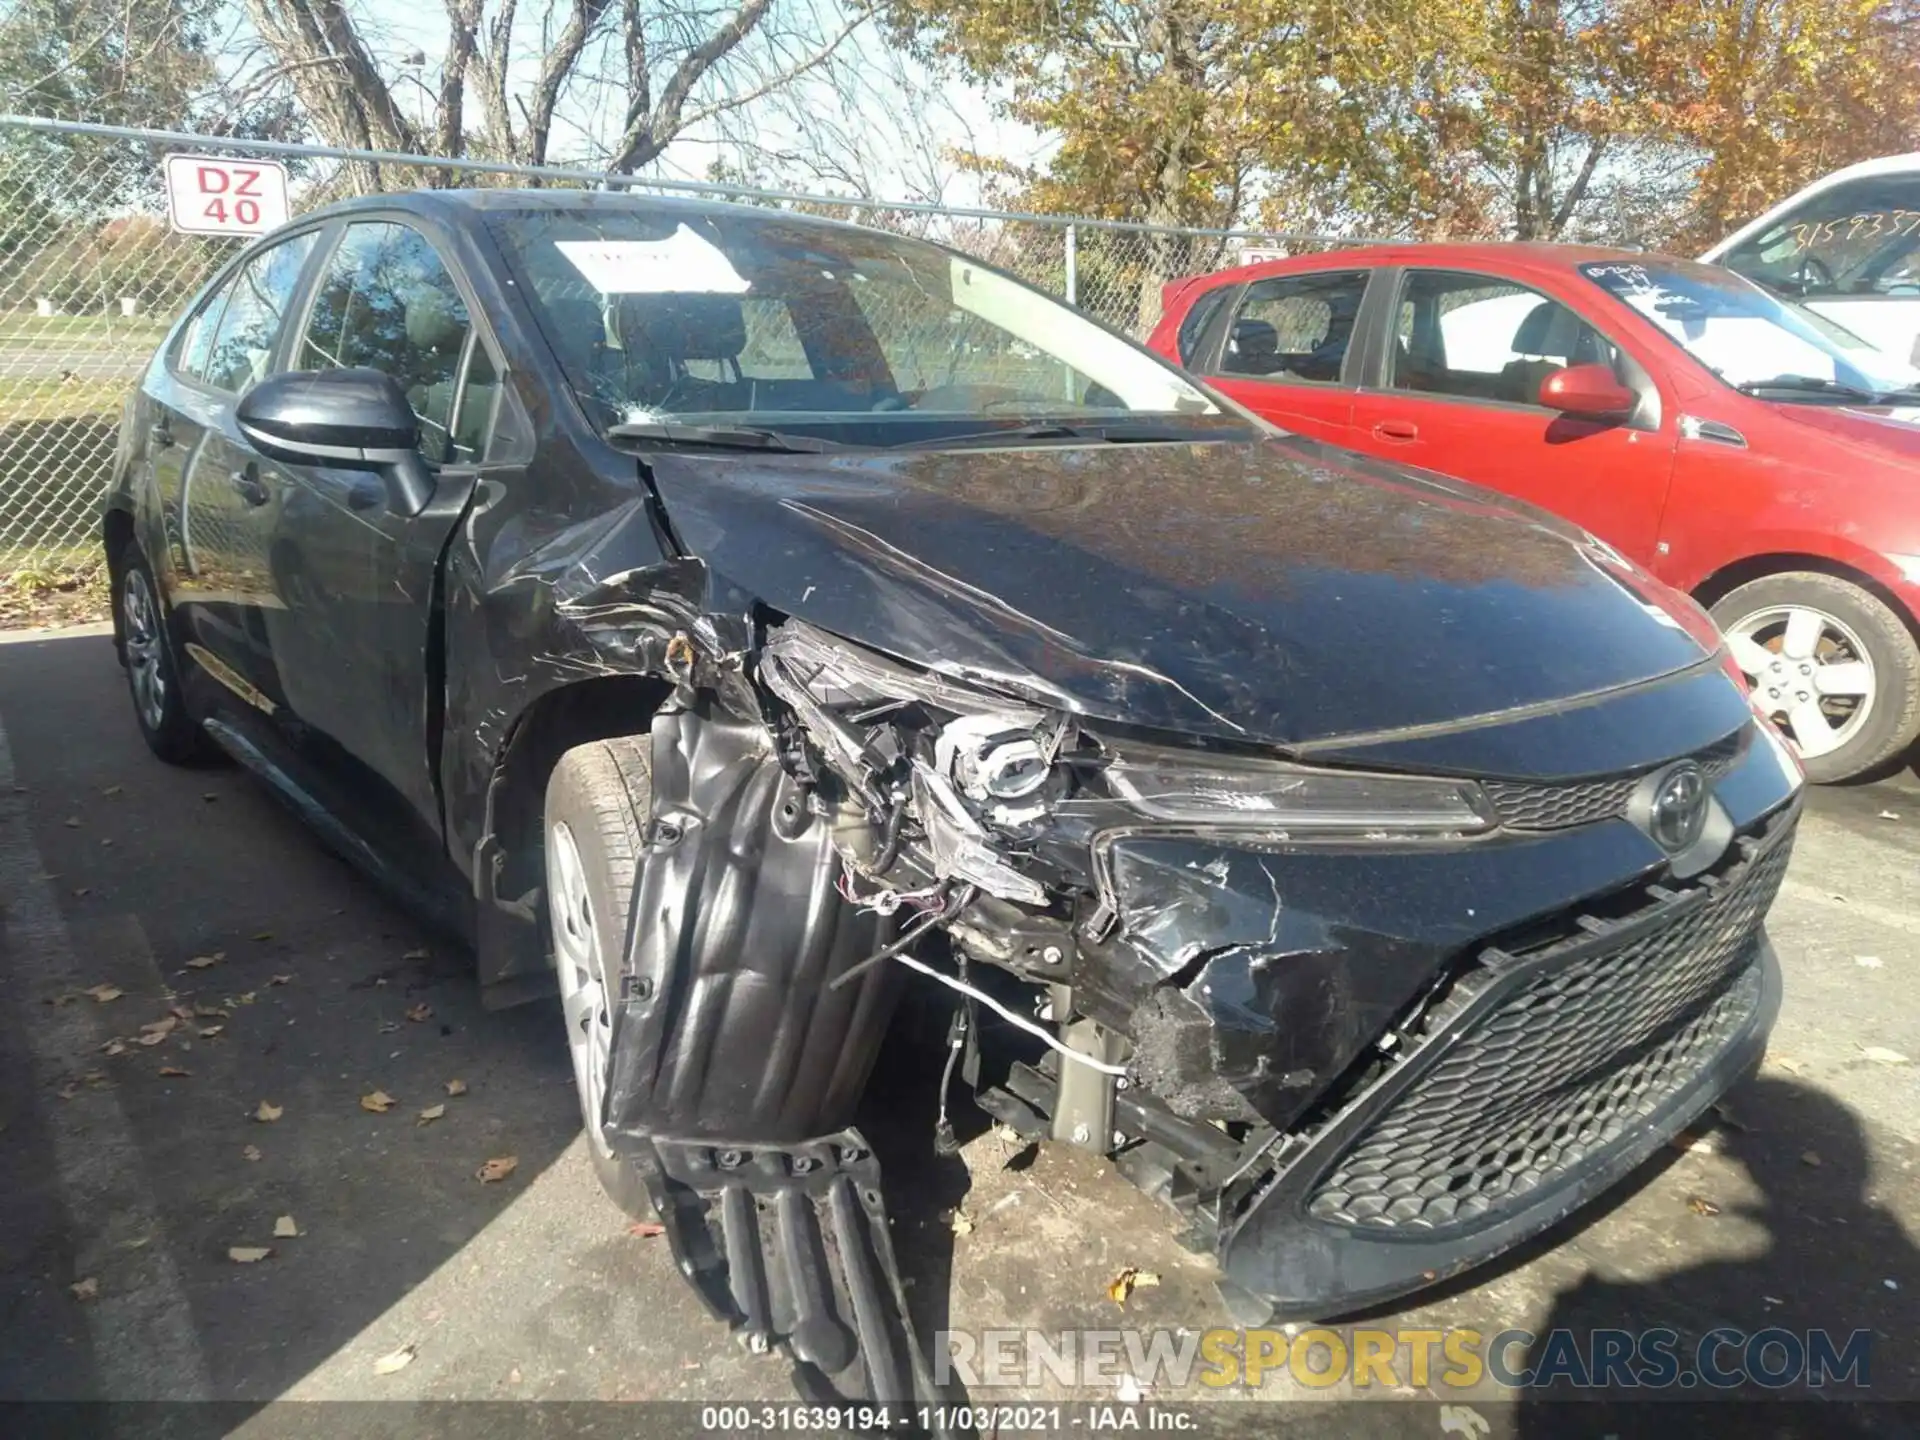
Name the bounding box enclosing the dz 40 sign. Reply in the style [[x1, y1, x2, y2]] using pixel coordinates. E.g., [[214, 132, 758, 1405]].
[[163, 155, 292, 237]]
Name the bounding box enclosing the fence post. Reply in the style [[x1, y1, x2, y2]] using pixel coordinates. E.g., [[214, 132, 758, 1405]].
[[1064, 224, 1077, 306]]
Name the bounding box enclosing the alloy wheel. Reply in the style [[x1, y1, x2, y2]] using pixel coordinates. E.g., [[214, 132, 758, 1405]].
[[122, 567, 169, 734], [546, 818, 615, 1156], [1724, 604, 1875, 760]]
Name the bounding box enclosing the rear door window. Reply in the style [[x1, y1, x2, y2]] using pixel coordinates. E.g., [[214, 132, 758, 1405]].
[[1216, 271, 1369, 383], [298, 221, 487, 463], [197, 232, 318, 393]]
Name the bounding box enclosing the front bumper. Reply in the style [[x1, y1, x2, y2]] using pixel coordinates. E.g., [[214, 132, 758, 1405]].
[[1218, 803, 1792, 1319]]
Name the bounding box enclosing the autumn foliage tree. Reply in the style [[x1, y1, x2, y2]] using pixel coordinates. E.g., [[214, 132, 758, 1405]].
[[884, 0, 1920, 256]]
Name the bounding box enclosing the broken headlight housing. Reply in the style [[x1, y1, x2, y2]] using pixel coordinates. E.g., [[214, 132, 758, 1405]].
[[1101, 744, 1494, 836]]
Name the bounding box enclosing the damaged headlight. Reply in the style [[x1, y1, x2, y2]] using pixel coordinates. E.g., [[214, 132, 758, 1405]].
[[1103, 746, 1493, 835]]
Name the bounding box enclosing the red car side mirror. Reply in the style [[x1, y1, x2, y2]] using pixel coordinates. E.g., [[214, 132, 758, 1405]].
[[1540, 363, 1637, 419]]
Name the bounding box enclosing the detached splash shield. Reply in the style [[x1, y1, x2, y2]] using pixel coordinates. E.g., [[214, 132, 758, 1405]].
[[596, 697, 941, 1411]]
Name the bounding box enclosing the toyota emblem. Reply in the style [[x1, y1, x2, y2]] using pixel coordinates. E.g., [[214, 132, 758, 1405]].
[[1646, 763, 1708, 854]]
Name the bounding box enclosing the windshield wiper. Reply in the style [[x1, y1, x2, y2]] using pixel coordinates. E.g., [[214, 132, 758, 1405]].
[[605, 421, 853, 453], [1733, 375, 1879, 403], [889, 419, 1210, 450]]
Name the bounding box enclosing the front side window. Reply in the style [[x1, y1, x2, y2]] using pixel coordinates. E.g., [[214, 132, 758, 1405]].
[[1219, 271, 1368, 382], [486, 206, 1239, 448], [1389, 271, 1620, 406], [300, 222, 482, 463], [198, 232, 318, 393], [1582, 258, 1920, 401], [1721, 174, 1920, 300]]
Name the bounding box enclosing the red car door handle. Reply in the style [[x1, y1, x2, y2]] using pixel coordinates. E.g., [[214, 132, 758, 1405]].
[[1373, 419, 1419, 442]]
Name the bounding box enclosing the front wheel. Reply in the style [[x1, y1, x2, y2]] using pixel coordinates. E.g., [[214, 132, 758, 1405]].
[[544, 736, 656, 1218], [1712, 572, 1920, 783]]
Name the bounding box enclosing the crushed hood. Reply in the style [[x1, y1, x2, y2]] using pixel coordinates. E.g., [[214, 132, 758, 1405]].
[[645, 434, 1712, 750]]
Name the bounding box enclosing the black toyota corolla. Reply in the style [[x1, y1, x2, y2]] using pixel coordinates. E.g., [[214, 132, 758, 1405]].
[[103, 190, 1802, 1407]]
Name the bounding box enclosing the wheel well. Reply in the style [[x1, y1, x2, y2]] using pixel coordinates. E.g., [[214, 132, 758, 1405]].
[[102, 508, 135, 651], [476, 674, 673, 1003], [1692, 553, 1920, 641]]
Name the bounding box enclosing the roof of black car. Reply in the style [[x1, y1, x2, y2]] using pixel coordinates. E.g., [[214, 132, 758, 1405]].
[[307, 185, 871, 234]]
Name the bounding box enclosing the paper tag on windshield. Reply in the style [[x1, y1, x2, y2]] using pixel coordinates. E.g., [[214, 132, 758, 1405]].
[[556, 226, 750, 295]]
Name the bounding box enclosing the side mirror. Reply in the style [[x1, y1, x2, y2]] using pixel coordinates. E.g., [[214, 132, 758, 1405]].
[[235, 368, 433, 516], [1539, 362, 1638, 420]]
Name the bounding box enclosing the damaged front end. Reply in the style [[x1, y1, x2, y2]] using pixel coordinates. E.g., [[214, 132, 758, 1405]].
[[598, 611, 1798, 1404]]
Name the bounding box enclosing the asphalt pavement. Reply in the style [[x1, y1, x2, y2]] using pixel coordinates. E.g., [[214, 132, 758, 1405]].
[[1, 624, 1917, 1435]]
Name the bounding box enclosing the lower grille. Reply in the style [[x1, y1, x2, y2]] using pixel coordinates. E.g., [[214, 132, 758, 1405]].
[[1307, 817, 1792, 1233]]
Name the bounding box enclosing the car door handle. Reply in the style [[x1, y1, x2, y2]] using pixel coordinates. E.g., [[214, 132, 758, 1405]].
[[1373, 419, 1420, 442], [229, 464, 270, 507]]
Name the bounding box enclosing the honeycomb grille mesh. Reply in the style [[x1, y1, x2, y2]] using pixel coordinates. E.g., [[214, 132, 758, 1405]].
[[1307, 824, 1792, 1233], [1483, 733, 1744, 831]]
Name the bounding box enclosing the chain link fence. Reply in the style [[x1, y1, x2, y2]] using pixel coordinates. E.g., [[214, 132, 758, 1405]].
[[0, 115, 1379, 598]]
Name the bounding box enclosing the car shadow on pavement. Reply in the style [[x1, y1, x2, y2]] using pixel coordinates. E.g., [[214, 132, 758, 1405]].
[[1511, 1076, 1917, 1434], [0, 630, 581, 1409]]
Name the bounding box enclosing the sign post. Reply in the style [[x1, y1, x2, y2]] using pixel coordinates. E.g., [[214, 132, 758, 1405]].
[[163, 154, 292, 237]]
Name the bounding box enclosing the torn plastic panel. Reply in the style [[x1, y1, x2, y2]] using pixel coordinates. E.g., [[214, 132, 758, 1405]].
[[732, 612, 1802, 1328]]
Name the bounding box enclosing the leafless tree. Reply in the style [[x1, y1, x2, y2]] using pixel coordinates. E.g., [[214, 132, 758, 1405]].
[[238, 0, 877, 174]]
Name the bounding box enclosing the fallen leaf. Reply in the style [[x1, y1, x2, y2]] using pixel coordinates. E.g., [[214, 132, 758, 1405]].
[[63, 816, 79, 828], [444, 1078, 467, 1096], [134, 1032, 168, 1048], [268, 974, 292, 987], [476, 1155, 518, 1183], [101, 785, 123, 798], [273, 1215, 300, 1238], [56, 1084, 78, 1100], [948, 1208, 975, 1236], [70, 1278, 98, 1301], [1107, 1266, 1162, 1306], [139, 1017, 177, 1038], [403, 948, 429, 961], [193, 1004, 229, 1019], [45, 992, 78, 1007], [197, 1025, 224, 1039], [72, 887, 90, 897], [185, 955, 220, 970], [628, 1221, 666, 1238], [227, 1247, 271, 1264], [242, 1144, 262, 1162], [1768, 1054, 1808, 1075], [405, 1003, 432, 1023], [84, 984, 123, 1004], [158, 1066, 190, 1078], [169, 1004, 195, 1022], [254, 1101, 283, 1123], [100, 1039, 127, 1057], [377, 1022, 400, 1034], [1861, 1046, 1911, 1066], [235, 992, 257, 1005], [99, 838, 113, 848], [1802, 1150, 1824, 1168], [361, 1090, 397, 1113], [1687, 1196, 1721, 1216], [1877, 810, 1899, 821], [372, 1343, 417, 1376], [416, 1104, 446, 1125], [82, 1071, 109, 1088], [251, 932, 273, 943]]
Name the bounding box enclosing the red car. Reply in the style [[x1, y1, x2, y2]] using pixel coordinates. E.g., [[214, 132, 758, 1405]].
[[1148, 243, 1920, 781]]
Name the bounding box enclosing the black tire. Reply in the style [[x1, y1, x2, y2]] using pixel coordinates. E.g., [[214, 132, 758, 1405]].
[[112, 542, 214, 765], [1710, 571, 1920, 783], [543, 736, 656, 1219]]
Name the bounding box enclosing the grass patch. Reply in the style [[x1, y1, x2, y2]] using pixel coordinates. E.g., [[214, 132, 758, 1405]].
[[0, 311, 170, 348]]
